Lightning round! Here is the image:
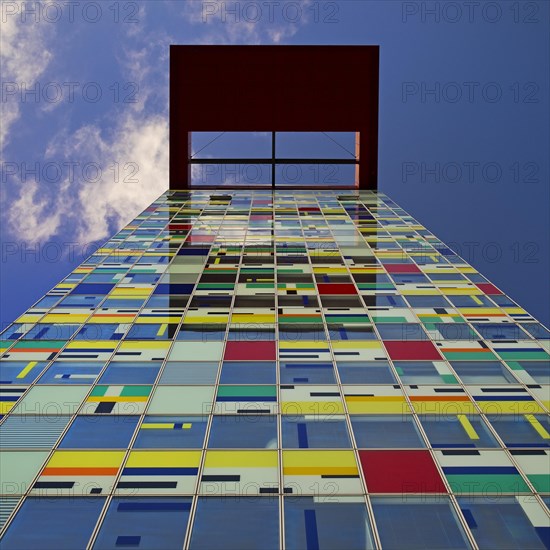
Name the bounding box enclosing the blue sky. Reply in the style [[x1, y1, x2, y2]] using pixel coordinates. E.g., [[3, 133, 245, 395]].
[[1, 0, 549, 327]]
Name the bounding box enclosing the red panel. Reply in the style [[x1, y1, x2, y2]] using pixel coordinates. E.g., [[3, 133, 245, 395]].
[[170, 45, 379, 189], [317, 284, 358, 295], [224, 341, 276, 361], [384, 341, 442, 361], [384, 264, 421, 274], [476, 283, 502, 295], [359, 450, 447, 494]]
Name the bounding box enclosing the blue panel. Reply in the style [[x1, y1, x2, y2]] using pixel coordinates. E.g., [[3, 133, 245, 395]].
[[451, 362, 519, 384], [93, 497, 192, 550], [457, 497, 549, 549], [351, 415, 425, 448], [189, 497, 279, 550], [37, 362, 104, 385], [219, 362, 276, 384], [133, 416, 208, 449], [394, 361, 451, 384], [336, 361, 397, 384], [420, 415, 499, 449], [23, 324, 80, 340], [0, 497, 105, 550], [280, 362, 336, 384], [472, 323, 528, 340], [520, 323, 550, 340], [0, 361, 47, 384], [487, 415, 550, 448], [284, 497, 374, 550], [75, 324, 127, 340], [99, 362, 161, 384], [282, 416, 351, 449], [208, 415, 277, 449], [376, 324, 428, 340], [59, 416, 139, 448], [371, 496, 470, 549]]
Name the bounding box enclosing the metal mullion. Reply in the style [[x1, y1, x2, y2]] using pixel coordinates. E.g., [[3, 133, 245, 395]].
[[86, 193, 216, 550], [324, 191, 392, 548], [182, 191, 249, 550], [367, 194, 480, 549], [272, 190, 286, 550]]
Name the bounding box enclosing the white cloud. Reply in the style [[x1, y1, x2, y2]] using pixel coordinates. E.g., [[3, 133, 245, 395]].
[[7, 179, 63, 242], [6, 13, 172, 245], [0, 1, 54, 154], [8, 112, 169, 245]]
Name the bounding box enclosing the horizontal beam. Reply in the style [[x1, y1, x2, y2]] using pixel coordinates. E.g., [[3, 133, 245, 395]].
[[188, 158, 358, 165]]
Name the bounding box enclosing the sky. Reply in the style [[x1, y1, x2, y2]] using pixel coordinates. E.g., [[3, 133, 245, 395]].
[[1, 0, 549, 328]]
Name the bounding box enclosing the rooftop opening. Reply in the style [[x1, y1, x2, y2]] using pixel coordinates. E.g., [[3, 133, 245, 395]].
[[169, 45, 379, 190], [190, 131, 358, 188]]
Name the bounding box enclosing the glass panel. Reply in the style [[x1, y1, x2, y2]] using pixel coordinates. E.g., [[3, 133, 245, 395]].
[[284, 496, 375, 550], [276, 132, 356, 159], [457, 496, 549, 549], [133, 416, 208, 449], [192, 132, 271, 159], [419, 414, 500, 449], [282, 415, 351, 448], [372, 497, 471, 548], [451, 361, 519, 384], [0, 497, 105, 550], [351, 415, 425, 448], [59, 415, 138, 449], [93, 497, 192, 550], [208, 415, 277, 449], [189, 497, 279, 550]]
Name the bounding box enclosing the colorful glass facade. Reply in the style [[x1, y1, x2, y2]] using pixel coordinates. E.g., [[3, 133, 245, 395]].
[[0, 189, 549, 549]]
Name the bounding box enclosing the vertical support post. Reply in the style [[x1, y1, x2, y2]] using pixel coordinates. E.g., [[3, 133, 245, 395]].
[[271, 131, 276, 188]]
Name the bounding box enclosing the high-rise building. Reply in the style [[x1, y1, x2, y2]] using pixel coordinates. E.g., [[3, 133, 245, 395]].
[[0, 47, 548, 550]]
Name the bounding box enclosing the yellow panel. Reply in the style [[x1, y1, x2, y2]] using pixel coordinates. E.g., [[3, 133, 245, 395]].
[[283, 450, 357, 468], [126, 451, 201, 467], [117, 341, 171, 351], [204, 451, 278, 468], [312, 268, 348, 274], [47, 451, 125, 468], [141, 423, 175, 430], [15, 313, 43, 322], [0, 403, 16, 414], [332, 341, 382, 350], [110, 288, 153, 296], [345, 397, 410, 414], [284, 466, 358, 476], [458, 308, 504, 316], [88, 315, 136, 323], [439, 288, 483, 295]]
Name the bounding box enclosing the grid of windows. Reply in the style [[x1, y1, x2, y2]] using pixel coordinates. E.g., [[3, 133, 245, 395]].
[[0, 190, 549, 549]]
